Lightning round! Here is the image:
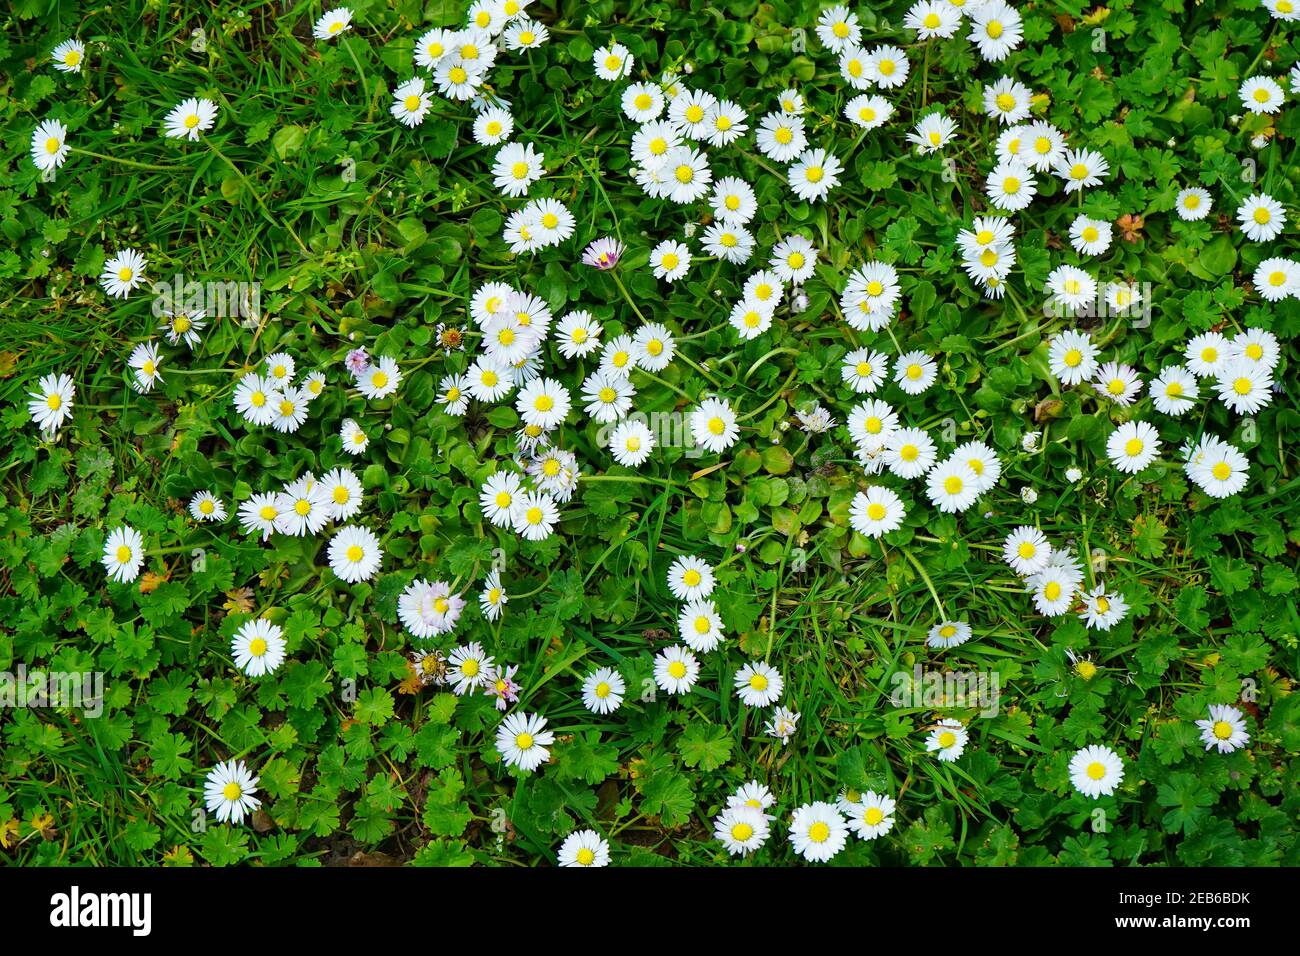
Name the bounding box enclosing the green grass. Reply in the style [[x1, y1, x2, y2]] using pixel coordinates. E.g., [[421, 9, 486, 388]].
[[1, 0, 1298, 866]]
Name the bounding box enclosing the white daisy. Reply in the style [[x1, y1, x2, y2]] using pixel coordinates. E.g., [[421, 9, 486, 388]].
[[231, 618, 286, 677]]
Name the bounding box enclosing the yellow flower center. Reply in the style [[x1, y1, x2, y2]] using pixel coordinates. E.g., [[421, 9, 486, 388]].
[[995, 93, 1016, 111], [939, 731, 957, 748], [405, 95, 421, 111], [668, 660, 687, 679], [1044, 581, 1061, 601], [223, 782, 243, 800], [732, 822, 754, 840], [683, 569, 702, 586], [774, 127, 793, 144], [1212, 720, 1233, 740], [595, 682, 611, 698], [808, 822, 830, 843], [184, 114, 199, 129], [345, 544, 363, 562], [943, 475, 963, 494], [1018, 542, 1036, 558], [806, 166, 824, 183], [749, 674, 768, 691], [707, 416, 725, 435], [46, 394, 62, 410], [249, 638, 267, 657], [867, 503, 886, 521], [1125, 438, 1143, 456], [576, 847, 594, 865], [1086, 762, 1106, 780], [1254, 207, 1271, 224], [525, 506, 543, 525], [515, 732, 534, 749], [116, 545, 132, 563]]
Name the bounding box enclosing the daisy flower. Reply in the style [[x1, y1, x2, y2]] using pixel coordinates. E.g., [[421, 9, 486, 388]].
[[189, 491, 226, 523], [690, 397, 740, 453], [1253, 257, 1299, 301], [203, 760, 261, 824], [582, 667, 626, 715], [1196, 705, 1250, 753], [1237, 192, 1286, 242], [1092, 361, 1143, 405], [908, 111, 957, 154], [884, 427, 937, 480], [926, 619, 971, 650], [30, 119, 70, 172], [816, 5, 861, 52], [52, 39, 85, 73], [842, 348, 889, 393], [558, 829, 610, 867], [340, 418, 369, 454], [472, 106, 514, 145], [445, 641, 493, 696], [701, 223, 755, 264], [952, 440, 1001, 493], [231, 618, 286, 677], [414, 27, 455, 67], [269, 388, 309, 434], [474, 569, 507, 622], [516, 377, 571, 430], [788, 148, 842, 203], [101, 248, 147, 298], [326, 525, 383, 584], [28, 372, 75, 435], [765, 706, 800, 745], [653, 645, 700, 695], [676, 598, 724, 652], [1240, 75, 1285, 114], [593, 42, 632, 80], [866, 45, 909, 88], [711, 177, 758, 225], [555, 310, 602, 359], [496, 711, 554, 773], [238, 493, 280, 541], [1079, 584, 1129, 631], [1174, 187, 1212, 221], [986, 161, 1036, 211], [1055, 148, 1109, 192], [1185, 435, 1250, 498], [715, 805, 771, 857], [1003, 526, 1051, 575], [609, 419, 655, 467], [157, 309, 206, 350], [163, 98, 218, 141], [845, 790, 897, 841], [399, 579, 465, 639], [926, 459, 981, 513], [667, 554, 716, 601], [734, 661, 783, 707], [1069, 215, 1113, 256], [788, 802, 849, 863], [894, 351, 938, 395], [125, 341, 162, 394], [1215, 361, 1273, 415], [632, 323, 676, 372], [102, 525, 145, 583], [512, 490, 559, 541], [1107, 421, 1161, 473], [1230, 328, 1280, 369], [1028, 566, 1078, 616], [844, 93, 894, 130], [968, 1, 1023, 62], [583, 236, 626, 270], [275, 476, 332, 536], [622, 82, 665, 122], [983, 76, 1032, 124], [755, 112, 806, 163], [729, 781, 776, 816], [313, 7, 353, 40], [650, 239, 691, 281], [1150, 365, 1198, 416], [492, 141, 545, 197], [1185, 331, 1231, 378], [905, 1, 961, 39], [1069, 745, 1124, 798], [927, 719, 968, 761], [391, 77, 432, 127], [770, 235, 818, 283], [849, 486, 906, 538]]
